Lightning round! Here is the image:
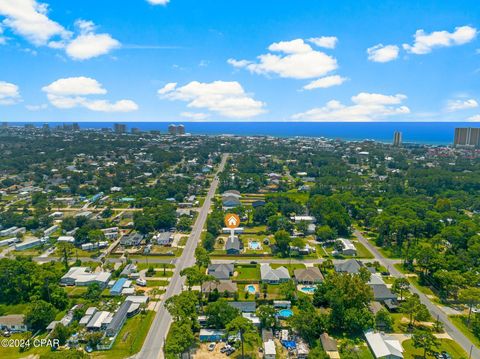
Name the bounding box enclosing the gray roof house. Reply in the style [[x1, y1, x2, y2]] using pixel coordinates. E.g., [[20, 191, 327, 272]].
[[106, 300, 132, 337], [334, 259, 363, 274], [228, 301, 256, 313], [207, 263, 234, 280], [222, 196, 241, 209], [370, 284, 398, 303], [260, 264, 290, 284], [225, 236, 242, 254], [202, 280, 238, 294], [294, 267, 324, 284]]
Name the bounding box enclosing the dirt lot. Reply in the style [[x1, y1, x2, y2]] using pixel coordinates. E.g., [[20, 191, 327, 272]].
[[193, 343, 228, 359]]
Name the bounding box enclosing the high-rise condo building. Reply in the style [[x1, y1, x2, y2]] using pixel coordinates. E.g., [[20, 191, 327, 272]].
[[114, 123, 127, 134], [454, 127, 480, 148], [393, 131, 402, 147]]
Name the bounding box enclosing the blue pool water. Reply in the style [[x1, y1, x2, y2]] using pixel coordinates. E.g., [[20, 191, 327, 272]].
[[249, 241, 261, 250], [246, 285, 256, 294], [278, 309, 293, 318], [301, 286, 316, 293]]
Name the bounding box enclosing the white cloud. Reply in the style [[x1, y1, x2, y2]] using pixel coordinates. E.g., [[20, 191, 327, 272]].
[[0, 81, 21, 105], [0, 3, 119, 60], [403, 25, 477, 55], [292, 92, 410, 122], [303, 75, 347, 90], [42, 76, 107, 96], [42, 76, 138, 112], [228, 38, 338, 80], [147, 0, 170, 5], [446, 98, 478, 112], [65, 20, 120, 60], [367, 44, 399, 63], [468, 115, 480, 122], [308, 36, 338, 49], [158, 80, 266, 119], [181, 112, 209, 120], [0, 0, 70, 46], [26, 103, 47, 111], [0, 25, 6, 44]]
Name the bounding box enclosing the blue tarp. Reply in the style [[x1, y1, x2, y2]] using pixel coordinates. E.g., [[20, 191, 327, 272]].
[[281, 340, 296, 349]]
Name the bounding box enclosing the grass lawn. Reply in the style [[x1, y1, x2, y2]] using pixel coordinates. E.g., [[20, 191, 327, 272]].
[[0, 333, 52, 359], [353, 241, 374, 259], [92, 311, 155, 359], [136, 262, 174, 270], [449, 315, 480, 349], [145, 279, 170, 287], [0, 303, 30, 315], [146, 269, 174, 278], [64, 286, 89, 298], [235, 265, 260, 281], [402, 338, 468, 359], [267, 191, 310, 205]]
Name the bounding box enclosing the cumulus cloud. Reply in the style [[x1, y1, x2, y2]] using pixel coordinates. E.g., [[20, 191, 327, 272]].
[[158, 81, 266, 119], [0, 81, 21, 105], [292, 92, 410, 122], [303, 75, 347, 90], [308, 36, 338, 49], [0, 2, 119, 60], [403, 26, 477, 54], [65, 20, 120, 60], [446, 98, 478, 112], [147, 0, 170, 5], [468, 115, 480, 122], [367, 44, 399, 62], [228, 38, 338, 80], [42, 77, 138, 112], [0, 0, 70, 46]]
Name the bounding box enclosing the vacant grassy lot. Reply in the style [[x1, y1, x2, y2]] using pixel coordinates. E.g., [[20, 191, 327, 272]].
[[92, 311, 155, 359], [402, 338, 467, 359], [235, 265, 260, 281]]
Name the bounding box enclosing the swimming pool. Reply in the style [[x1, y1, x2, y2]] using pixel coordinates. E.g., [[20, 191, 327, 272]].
[[277, 309, 293, 318], [246, 285, 256, 294], [301, 286, 316, 293], [249, 240, 261, 250]]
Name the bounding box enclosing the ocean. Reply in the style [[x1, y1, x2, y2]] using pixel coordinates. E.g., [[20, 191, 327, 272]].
[[11, 122, 480, 145]]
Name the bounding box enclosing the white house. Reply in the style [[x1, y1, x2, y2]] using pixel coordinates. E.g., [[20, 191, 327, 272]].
[[264, 339, 276, 359], [364, 330, 403, 359], [337, 238, 357, 256]]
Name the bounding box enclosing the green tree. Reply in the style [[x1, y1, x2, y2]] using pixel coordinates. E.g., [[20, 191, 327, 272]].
[[256, 305, 276, 329], [205, 299, 239, 329], [50, 323, 70, 345], [412, 330, 439, 358], [226, 316, 257, 359], [25, 300, 57, 331], [165, 291, 199, 329], [274, 230, 291, 256], [194, 247, 211, 268], [164, 322, 195, 359], [279, 279, 296, 301], [85, 283, 102, 300], [458, 287, 480, 326], [375, 309, 393, 331], [392, 277, 410, 301]]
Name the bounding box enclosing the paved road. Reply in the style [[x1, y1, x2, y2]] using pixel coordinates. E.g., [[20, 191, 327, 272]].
[[354, 229, 479, 358], [136, 154, 228, 359]]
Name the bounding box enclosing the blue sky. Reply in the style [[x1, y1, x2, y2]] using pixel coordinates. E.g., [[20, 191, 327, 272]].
[[0, 0, 479, 122]]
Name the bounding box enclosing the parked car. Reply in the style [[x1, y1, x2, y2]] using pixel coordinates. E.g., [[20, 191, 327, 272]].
[[208, 343, 216, 351]]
